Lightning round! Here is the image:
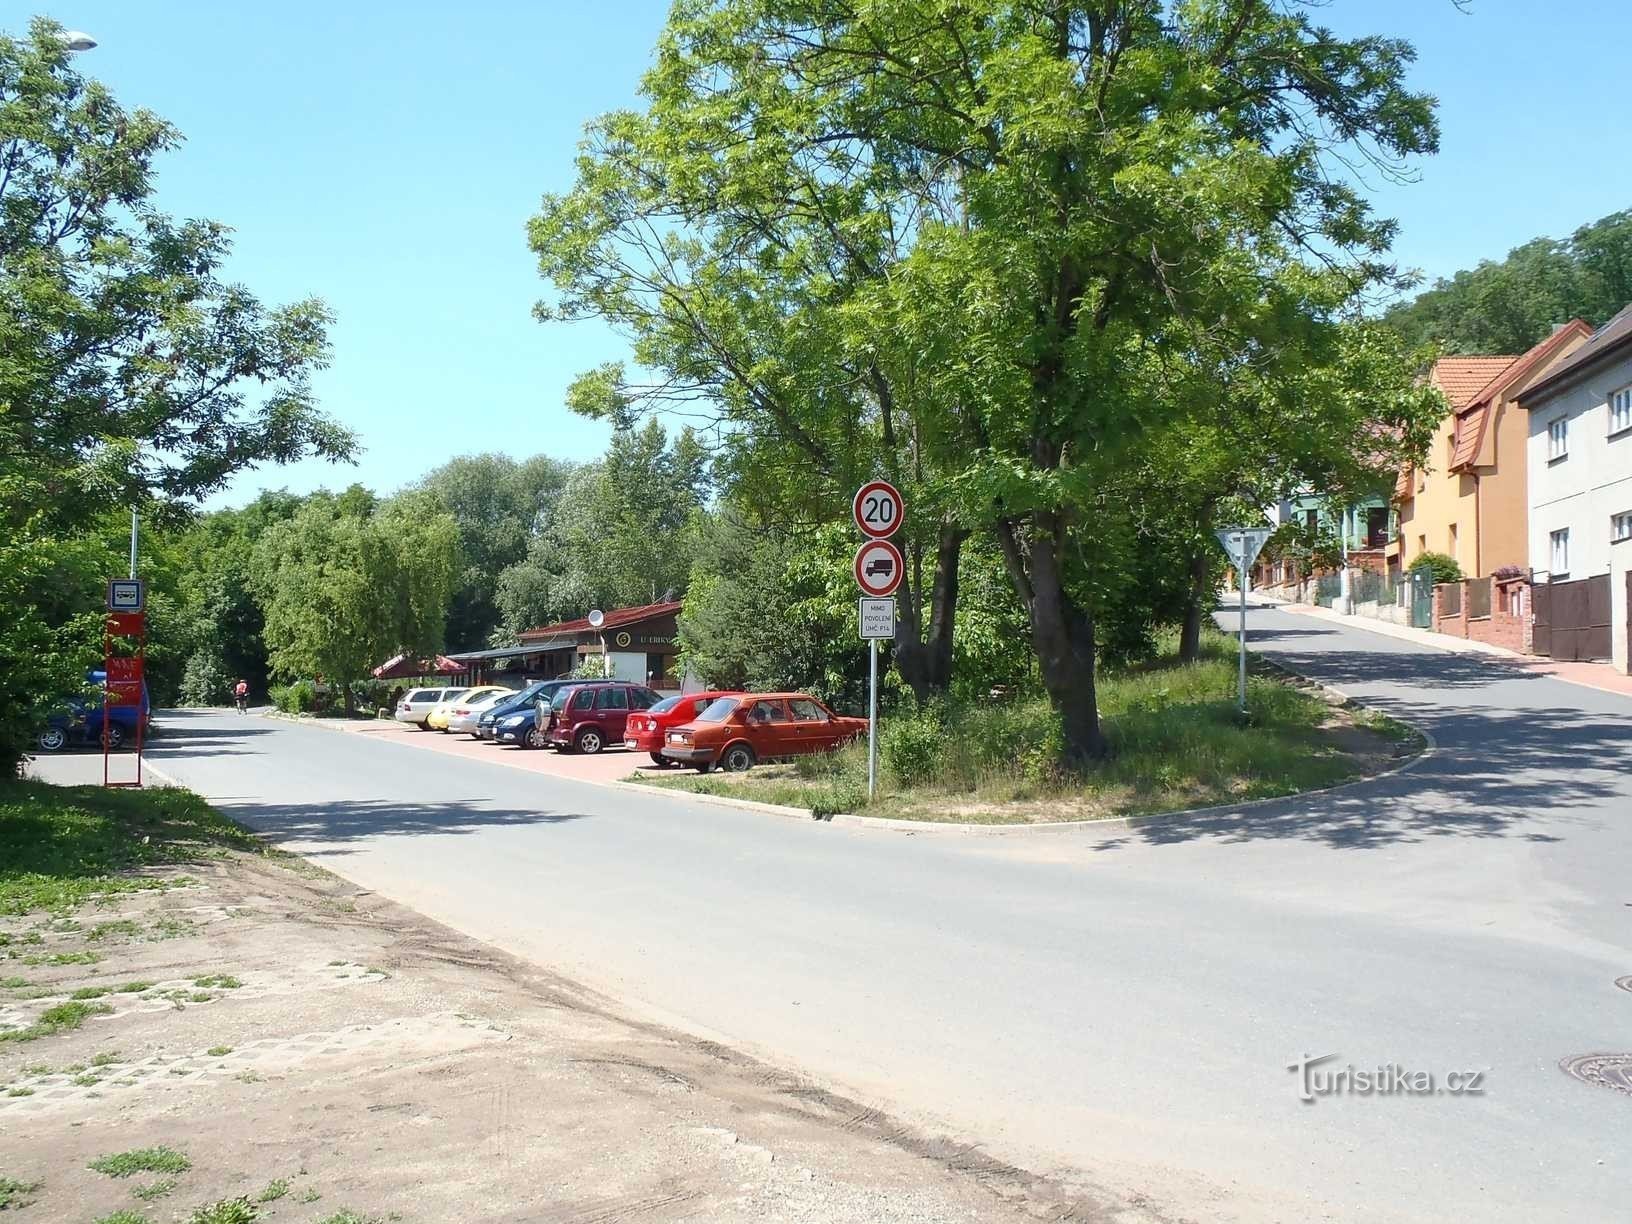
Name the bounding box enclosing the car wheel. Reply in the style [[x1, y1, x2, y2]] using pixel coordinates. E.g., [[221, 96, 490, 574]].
[[103, 723, 125, 750], [648, 752, 669, 767], [415, 720, 431, 731], [721, 743, 756, 773], [576, 728, 603, 755], [37, 727, 67, 752], [525, 726, 548, 750]]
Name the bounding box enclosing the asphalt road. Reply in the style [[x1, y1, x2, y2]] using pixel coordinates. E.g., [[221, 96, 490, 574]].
[[143, 605, 1632, 1223]]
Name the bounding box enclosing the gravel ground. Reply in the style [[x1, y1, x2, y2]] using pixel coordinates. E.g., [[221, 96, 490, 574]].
[[1, 776, 1154, 1224]]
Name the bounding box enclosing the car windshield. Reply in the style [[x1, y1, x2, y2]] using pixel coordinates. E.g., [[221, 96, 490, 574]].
[[441, 689, 469, 702], [649, 696, 683, 715], [550, 688, 579, 711], [695, 697, 739, 722]]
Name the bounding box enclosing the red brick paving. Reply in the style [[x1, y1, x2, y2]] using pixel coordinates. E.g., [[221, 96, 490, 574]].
[[339, 719, 681, 786]]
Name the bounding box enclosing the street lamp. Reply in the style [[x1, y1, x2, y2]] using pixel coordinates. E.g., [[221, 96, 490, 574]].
[[63, 30, 98, 51]]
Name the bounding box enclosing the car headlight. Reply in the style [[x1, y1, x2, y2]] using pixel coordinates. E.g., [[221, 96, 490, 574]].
[[500, 715, 526, 727]]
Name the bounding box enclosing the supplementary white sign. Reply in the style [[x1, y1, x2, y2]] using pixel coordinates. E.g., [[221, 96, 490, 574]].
[[1214, 527, 1272, 571], [106, 578, 146, 613], [852, 480, 903, 540], [858, 597, 896, 640]]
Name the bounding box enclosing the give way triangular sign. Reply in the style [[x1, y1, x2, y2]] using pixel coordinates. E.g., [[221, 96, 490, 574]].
[[1215, 526, 1272, 572]]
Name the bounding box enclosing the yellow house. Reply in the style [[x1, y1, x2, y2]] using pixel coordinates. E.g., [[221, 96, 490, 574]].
[[1391, 322, 1592, 578]]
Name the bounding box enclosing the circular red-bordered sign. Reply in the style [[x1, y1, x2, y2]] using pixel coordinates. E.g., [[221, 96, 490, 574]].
[[852, 480, 903, 539], [854, 538, 904, 597]]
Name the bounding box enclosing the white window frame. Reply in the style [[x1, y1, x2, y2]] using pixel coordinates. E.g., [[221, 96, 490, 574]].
[[1549, 528, 1570, 578], [1547, 416, 1569, 461], [1613, 511, 1632, 544], [1611, 386, 1632, 435]]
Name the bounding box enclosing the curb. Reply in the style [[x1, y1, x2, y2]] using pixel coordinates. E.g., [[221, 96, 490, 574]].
[[191, 691, 1433, 839]]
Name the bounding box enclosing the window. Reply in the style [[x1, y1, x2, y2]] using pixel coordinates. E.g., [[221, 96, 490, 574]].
[[1611, 386, 1632, 435], [1366, 507, 1389, 548], [790, 699, 829, 722], [595, 687, 628, 711], [1550, 528, 1570, 578], [1613, 511, 1632, 543], [630, 688, 658, 709], [1548, 416, 1568, 461], [1448, 523, 1458, 560], [696, 698, 739, 722], [1304, 509, 1318, 533]]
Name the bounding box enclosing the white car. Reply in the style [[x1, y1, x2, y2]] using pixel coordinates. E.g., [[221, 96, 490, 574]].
[[445, 689, 515, 736], [395, 687, 456, 729]]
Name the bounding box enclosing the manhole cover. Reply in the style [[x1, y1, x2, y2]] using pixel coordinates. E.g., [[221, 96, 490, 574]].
[[1615, 976, 1632, 994], [1560, 1054, 1632, 1097]]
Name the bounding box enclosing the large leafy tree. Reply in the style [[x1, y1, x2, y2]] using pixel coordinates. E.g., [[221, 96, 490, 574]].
[[249, 490, 458, 715], [494, 421, 709, 632], [546, 0, 1437, 762], [1386, 208, 1632, 353], [0, 20, 351, 771], [414, 453, 574, 649]]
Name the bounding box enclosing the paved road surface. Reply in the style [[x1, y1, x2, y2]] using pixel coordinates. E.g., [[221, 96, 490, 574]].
[[143, 605, 1632, 1222]]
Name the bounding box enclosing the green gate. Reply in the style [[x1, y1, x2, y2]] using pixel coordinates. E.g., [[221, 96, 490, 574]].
[[1409, 570, 1434, 628]]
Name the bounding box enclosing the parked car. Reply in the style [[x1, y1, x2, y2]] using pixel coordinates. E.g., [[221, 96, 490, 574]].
[[662, 693, 865, 772], [445, 689, 517, 736], [426, 685, 509, 732], [546, 682, 661, 754], [624, 690, 741, 766], [394, 686, 456, 729], [481, 680, 576, 745], [36, 673, 150, 752]]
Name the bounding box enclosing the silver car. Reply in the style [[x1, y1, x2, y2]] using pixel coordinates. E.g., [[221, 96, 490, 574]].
[[394, 687, 456, 729], [445, 689, 515, 736]]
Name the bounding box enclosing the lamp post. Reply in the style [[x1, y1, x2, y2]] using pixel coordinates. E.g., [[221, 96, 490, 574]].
[[63, 31, 135, 578]]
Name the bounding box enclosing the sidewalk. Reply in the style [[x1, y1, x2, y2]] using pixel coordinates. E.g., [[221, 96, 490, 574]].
[[1273, 599, 1632, 700]]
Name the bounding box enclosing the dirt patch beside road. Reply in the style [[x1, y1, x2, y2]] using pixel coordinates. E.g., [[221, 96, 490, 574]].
[[1, 780, 1140, 1223]]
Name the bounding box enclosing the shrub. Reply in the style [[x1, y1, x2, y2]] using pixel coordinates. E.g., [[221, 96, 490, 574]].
[[1491, 563, 1525, 582], [1407, 551, 1463, 584], [881, 707, 945, 787], [179, 650, 229, 707], [269, 680, 316, 713]]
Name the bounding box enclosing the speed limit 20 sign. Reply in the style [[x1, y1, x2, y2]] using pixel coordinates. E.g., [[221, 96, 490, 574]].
[[852, 480, 902, 539]]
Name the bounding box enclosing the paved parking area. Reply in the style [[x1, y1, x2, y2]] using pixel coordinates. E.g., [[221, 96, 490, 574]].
[[333, 718, 678, 787]]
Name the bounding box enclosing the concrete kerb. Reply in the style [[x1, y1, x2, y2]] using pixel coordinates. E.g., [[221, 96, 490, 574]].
[[189, 688, 1436, 839]]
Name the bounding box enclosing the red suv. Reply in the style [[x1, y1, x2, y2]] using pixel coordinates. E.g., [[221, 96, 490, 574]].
[[546, 682, 661, 754], [624, 690, 741, 766]]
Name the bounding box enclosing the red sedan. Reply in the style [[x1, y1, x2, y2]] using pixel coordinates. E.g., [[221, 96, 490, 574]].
[[662, 693, 867, 773], [625, 690, 741, 766]]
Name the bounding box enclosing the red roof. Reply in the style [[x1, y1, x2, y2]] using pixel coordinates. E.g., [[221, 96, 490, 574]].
[[519, 600, 682, 642], [1395, 356, 1516, 500], [1449, 322, 1591, 470], [372, 653, 462, 679]]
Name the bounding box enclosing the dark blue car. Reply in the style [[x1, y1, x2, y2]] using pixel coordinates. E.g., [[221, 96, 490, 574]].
[[37, 671, 150, 752], [480, 679, 577, 748]]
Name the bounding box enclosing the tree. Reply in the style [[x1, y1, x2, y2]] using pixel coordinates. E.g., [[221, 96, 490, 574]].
[[494, 422, 709, 631], [250, 491, 458, 715], [587, 0, 1437, 763], [1385, 207, 1632, 353], [415, 454, 574, 649], [0, 21, 351, 770]]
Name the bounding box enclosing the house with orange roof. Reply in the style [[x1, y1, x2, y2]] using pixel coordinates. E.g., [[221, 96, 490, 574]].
[[1389, 323, 1593, 579]]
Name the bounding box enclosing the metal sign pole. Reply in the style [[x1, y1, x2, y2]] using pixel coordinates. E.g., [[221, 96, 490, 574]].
[[1237, 541, 1249, 714], [867, 638, 879, 799]]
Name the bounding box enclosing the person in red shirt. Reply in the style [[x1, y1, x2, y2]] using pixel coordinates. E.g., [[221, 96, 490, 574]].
[[233, 679, 249, 713]]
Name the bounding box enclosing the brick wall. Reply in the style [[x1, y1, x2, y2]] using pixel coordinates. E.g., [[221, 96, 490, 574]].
[[1432, 577, 1535, 653]]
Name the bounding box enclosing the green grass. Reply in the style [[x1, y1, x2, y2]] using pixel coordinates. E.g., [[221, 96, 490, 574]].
[[0, 999, 112, 1043], [20, 949, 102, 966], [89, 1146, 192, 1178], [94, 1212, 147, 1224], [185, 1198, 258, 1224], [116, 980, 154, 993], [206, 1045, 233, 1057], [635, 630, 1417, 824], [87, 919, 141, 941], [133, 1176, 179, 1201], [5, 1086, 33, 1097], [71, 985, 109, 1000], [0, 1177, 41, 1209], [0, 975, 28, 988], [90, 1050, 122, 1066], [257, 1177, 290, 1202], [316, 1213, 380, 1224], [0, 782, 267, 918], [192, 974, 242, 989]]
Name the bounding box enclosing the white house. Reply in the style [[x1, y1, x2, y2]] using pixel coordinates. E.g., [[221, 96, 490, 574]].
[[1518, 303, 1632, 671]]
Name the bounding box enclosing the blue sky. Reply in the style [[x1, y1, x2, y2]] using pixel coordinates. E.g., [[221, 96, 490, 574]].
[[31, 0, 1632, 507]]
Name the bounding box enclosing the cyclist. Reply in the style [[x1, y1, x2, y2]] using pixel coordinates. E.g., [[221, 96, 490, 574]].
[[233, 678, 249, 713]]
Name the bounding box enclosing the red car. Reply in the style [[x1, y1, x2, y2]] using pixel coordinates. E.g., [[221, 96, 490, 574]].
[[545, 681, 661, 754], [624, 690, 742, 766], [662, 692, 867, 773]]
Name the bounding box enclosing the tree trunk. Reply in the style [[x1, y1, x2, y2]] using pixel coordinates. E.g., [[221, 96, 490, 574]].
[[342, 681, 356, 719], [1179, 548, 1210, 663], [998, 513, 1106, 763], [895, 526, 964, 701]]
